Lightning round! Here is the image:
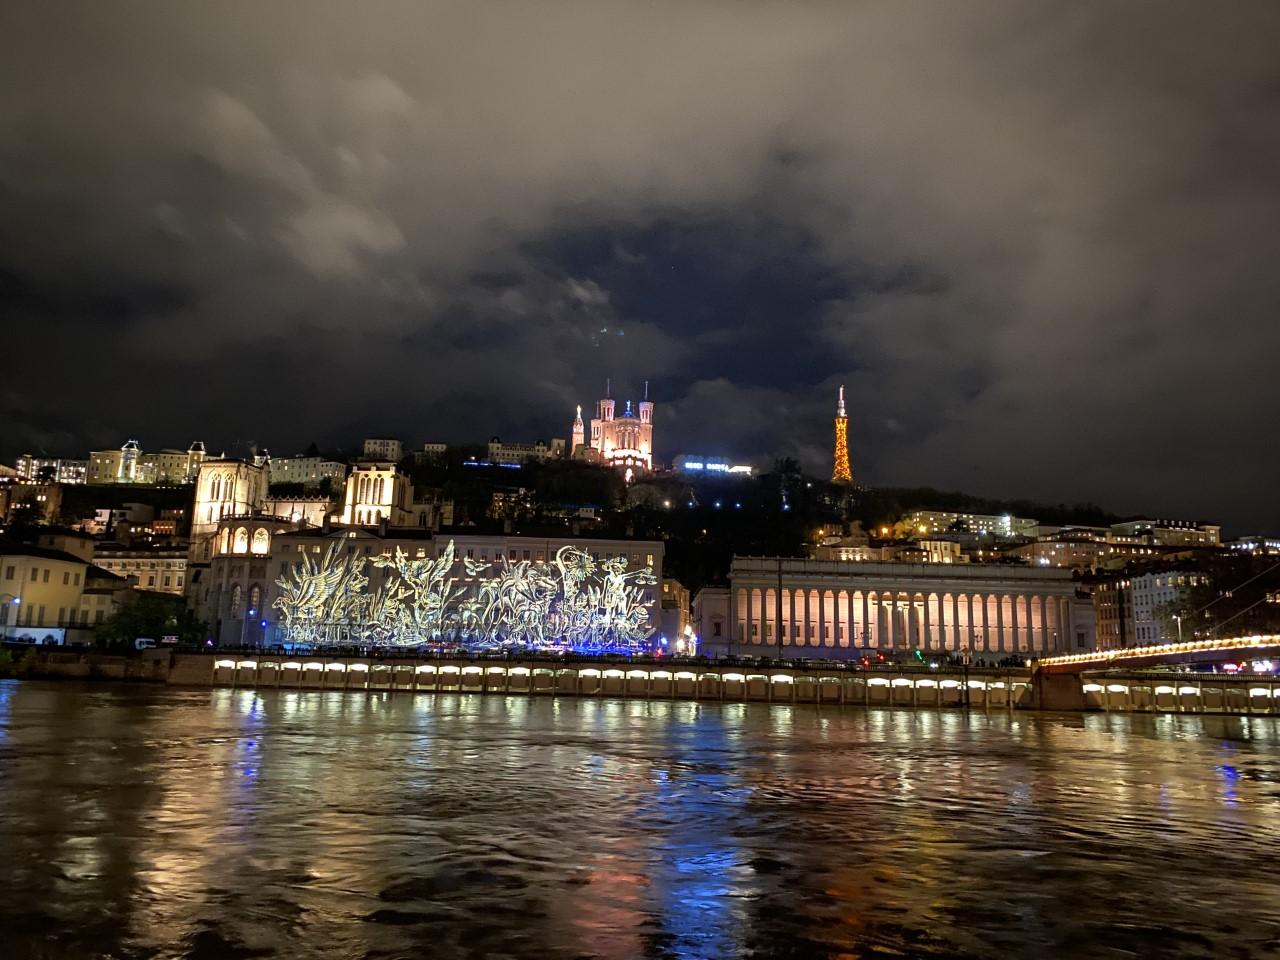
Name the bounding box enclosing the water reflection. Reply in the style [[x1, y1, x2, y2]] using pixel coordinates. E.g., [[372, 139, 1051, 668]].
[[0, 680, 1279, 958]]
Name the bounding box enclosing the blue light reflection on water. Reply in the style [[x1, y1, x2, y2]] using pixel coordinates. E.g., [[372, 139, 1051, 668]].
[[643, 707, 754, 960], [0, 680, 15, 742], [1217, 763, 1240, 804]]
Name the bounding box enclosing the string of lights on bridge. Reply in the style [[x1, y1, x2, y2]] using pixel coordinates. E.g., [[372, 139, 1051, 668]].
[[1036, 634, 1280, 669]]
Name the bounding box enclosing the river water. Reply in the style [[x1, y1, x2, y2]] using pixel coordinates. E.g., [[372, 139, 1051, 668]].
[[1, 682, 1278, 960]]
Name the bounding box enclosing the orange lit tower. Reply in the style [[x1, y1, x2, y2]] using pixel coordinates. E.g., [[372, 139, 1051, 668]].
[[832, 385, 852, 484]]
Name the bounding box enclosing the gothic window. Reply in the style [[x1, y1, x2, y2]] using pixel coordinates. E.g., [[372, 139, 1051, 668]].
[[230, 583, 242, 616], [251, 529, 269, 555], [218, 528, 231, 554], [233, 527, 249, 554], [248, 584, 261, 614]]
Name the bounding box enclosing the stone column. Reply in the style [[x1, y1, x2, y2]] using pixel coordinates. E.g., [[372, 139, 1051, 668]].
[[1023, 596, 1034, 653], [788, 588, 796, 649], [952, 593, 962, 655], [937, 593, 946, 649], [935, 594, 944, 650], [802, 588, 811, 648], [994, 594, 1005, 654], [1034, 593, 1044, 655], [926, 593, 936, 655], [964, 594, 972, 651], [1037, 595, 1048, 652], [861, 591, 870, 649], [1010, 594, 1020, 653], [976, 593, 988, 654], [818, 588, 827, 648], [1041, 595, 1051, 652]]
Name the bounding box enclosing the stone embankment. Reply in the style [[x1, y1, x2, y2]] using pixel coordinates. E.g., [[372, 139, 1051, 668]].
[[7, 650, 1278, 715]]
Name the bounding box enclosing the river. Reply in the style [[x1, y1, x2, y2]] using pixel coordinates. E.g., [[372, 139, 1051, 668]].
[[0, 681, 1278, 959]]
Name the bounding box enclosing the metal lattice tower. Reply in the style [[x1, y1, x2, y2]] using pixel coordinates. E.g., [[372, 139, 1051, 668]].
[[832, 385, 852, 484]]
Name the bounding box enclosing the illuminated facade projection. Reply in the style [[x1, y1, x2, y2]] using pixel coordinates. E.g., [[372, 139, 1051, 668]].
[[273, 539, 658, 652]]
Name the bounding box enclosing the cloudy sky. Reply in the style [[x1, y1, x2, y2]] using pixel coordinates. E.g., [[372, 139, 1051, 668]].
[[2, 2, 1278, 531]]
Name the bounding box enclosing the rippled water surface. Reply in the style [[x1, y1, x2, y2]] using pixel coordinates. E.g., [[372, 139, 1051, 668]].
[[2, 681, 1279, 959]]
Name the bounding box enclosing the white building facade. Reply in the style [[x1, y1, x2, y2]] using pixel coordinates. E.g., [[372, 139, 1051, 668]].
[[15, 456, 87, 484], [696, 557, 1090, 660], [904, 510, 1038, 538], [362, 438, 404, 462], [1129, 570, 1203, 644], [487, 437, 565, 465], [268, 456, 348, 489]]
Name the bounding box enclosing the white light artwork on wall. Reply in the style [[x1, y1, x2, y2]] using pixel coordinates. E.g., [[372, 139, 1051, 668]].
[[273, 540, 657, 652]]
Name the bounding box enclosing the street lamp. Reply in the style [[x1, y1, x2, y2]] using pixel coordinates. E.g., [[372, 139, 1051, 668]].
[[1173, 614, 1183, 644]]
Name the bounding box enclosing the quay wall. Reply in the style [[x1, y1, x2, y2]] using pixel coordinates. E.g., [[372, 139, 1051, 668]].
[[180, 653, 1030, 709], [171, 654, 1280, 715], [0, 648, 172, 683], [9, 651, 1278, 715]]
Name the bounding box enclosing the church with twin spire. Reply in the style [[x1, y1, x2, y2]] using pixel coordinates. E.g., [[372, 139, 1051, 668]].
[[571, 379, 654, 475]]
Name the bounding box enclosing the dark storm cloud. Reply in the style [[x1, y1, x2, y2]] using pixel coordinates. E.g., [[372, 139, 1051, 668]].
[[1, 1, 1278, 530]]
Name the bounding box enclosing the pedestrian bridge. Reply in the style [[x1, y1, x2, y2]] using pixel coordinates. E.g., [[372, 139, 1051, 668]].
[[1036, 634, 1280, 674]]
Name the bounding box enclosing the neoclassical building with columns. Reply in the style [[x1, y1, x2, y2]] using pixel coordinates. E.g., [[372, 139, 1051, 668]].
[[695, 557, 1092, 659]]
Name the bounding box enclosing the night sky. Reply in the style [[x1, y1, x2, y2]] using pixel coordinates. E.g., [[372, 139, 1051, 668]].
[[2, 3, 1278, 532]]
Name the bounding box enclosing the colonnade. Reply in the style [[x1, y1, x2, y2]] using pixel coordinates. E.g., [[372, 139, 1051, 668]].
[[731, 585, 1073, 655]]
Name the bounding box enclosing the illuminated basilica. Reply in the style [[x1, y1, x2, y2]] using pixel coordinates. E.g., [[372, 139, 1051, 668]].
[[571, 380, 654, 474]]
